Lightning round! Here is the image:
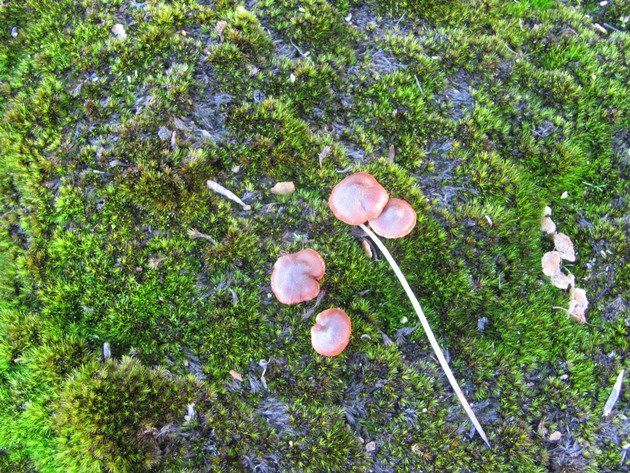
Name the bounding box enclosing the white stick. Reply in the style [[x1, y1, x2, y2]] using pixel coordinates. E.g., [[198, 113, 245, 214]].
[[207, 179, 251, 210], [360, 224, 490, 446]]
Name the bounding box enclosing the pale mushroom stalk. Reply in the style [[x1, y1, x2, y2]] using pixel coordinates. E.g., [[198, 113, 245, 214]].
[[359, 223, 491, 447]]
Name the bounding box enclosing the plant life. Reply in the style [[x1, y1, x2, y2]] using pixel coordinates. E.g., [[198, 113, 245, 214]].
[[0, 0, 628, 471]]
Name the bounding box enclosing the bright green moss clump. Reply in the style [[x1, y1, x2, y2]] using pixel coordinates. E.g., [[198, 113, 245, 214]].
[[0, 0, 628, 471], [54, 357, 206, 473]]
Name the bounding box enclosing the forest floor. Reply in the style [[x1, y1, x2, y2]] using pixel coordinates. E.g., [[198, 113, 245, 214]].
[[0, 1, 628, 472]]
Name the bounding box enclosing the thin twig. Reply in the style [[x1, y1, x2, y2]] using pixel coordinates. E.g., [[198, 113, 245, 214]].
[[394, 12, 406, 28], [289, 39, 309, 58], [359, 223, 490, 446], [206, 179, 251, 210]]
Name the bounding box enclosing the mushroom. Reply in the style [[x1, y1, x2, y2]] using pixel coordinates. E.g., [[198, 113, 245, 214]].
[[328, 172, 389, 225], [271, 249, 325, 305], [368, 198, 417, 239], [311, 308, 351, 356]]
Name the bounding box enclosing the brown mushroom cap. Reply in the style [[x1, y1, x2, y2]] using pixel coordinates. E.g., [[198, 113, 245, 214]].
[[328, 172, 389, 225], [311, 308, 351, 357], [368, 198, 417, 239], [271, 249, 325, 305]]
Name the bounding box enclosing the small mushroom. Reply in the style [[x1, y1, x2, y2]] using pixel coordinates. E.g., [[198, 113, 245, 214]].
[[311, 308, 352, 356], [368, 198, 417, 239], [271, 249, 325, 305], [328, 172, 389, 225]]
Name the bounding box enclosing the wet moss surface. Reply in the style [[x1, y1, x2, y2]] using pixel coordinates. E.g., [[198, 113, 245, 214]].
[[0, 1, 628, 471]]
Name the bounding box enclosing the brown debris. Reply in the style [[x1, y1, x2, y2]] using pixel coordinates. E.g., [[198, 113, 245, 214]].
[[270, 181, 296, 196], [229, 370, 243, 382]]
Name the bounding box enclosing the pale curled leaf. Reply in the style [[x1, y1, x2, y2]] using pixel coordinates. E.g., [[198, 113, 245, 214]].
[[207, 179, 251, 210], [551, 272, 575, 290], [542, 251, 562, 277], [569, 287, 588, 323], [548, 431, 562, 442], [111, 24, 127, 39], [318, 146, 331, 167], [540, 216, 556, 235], [554, 233, 575, 262], [603, 369, 625, 417]]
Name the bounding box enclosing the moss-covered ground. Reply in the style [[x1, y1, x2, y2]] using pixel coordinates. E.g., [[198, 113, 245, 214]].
[[0, 0, 628, 471]]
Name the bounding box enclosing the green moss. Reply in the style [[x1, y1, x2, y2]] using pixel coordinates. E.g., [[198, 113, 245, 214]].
[[0, 0, 628, 471], [53, 357, 206, 472]]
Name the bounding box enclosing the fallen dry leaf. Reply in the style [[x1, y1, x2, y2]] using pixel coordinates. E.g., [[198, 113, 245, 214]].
[[215, 20, 227, 39], [550, 272, 575, 290], [542, 251, 562, 277], [270, 181, 296, 195], [554, 232, 576, 262], [548, 431, 562, 442], [229, 370, 243, 382], [148, 257, 165, 269], [187, 228, 217, 244], [568, 287, 588, 323], [540, 216, 556, 235], [387, 144, 395, 162]]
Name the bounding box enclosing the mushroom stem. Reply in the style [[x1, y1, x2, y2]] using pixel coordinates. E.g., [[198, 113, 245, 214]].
[[359, 224, 490, 447]]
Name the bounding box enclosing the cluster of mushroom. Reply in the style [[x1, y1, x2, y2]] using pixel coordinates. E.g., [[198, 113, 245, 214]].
[[270, 249, 351, 356], [328, 172, 417, 239], [270, 172, 491, 446], [540, 206, 589, 323], [270, 172, 417, 357]]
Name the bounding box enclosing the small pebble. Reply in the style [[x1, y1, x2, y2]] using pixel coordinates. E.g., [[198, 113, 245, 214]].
[[157, 126, 171, 141], [111, 23, 127, 40], [477, 317, 489, 332], [549, 431, 562, 442], [365, 441, 376, 453]]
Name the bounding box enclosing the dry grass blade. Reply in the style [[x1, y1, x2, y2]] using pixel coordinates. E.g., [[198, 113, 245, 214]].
[[207, 179, 251, 210], [603, 369, 625, 417], [359, 224, 490, 446]]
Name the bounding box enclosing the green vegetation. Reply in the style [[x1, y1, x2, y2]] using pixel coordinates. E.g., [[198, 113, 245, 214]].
[[0, 0, 628, 471]]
